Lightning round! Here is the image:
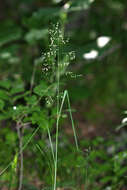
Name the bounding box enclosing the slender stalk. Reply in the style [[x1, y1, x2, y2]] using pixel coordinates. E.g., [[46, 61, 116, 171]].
[[46, 125, 55, 163], [54, 27, 60, 190], [35, 144, 54, 183], [30, 62, 37, 94], [16, 122, 23, 190], [0, 125, 40, 177], [66, 92, 79, 150]]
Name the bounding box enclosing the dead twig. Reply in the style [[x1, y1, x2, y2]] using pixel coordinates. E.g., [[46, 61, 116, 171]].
[[98, 44, 121, 61], [16, 122, 23, 190]]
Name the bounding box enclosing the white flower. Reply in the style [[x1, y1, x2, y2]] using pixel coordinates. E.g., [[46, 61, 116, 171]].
[[97, 36, 111, 48], [122, 117, 127, 124], [105, 187, 111, 190], [89, 0, 95, 3], [64, 3, 70, 10], [83, 50, 98, 60], [123, 152, 127, 158], [53, 0, 61, 3], [1, 52, 11, 59], [13, 106, 17, 110]]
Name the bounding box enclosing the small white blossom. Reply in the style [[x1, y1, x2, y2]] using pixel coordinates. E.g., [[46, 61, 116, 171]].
[[123, 152, 127, 158], [97, 36, 111, 48], [64, 3, 70, 10], [122, 117, 127, 124], [105, 187, 112, 190], [1, 52, 11, 59], [89, 0, 95, 3], [83, 50, 98, 60], [13, 106, 17, 110]]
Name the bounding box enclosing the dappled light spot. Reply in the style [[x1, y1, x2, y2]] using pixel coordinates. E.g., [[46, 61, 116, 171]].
[[90, 31, 97, 39], [83, 50, 98, 60], [64, 3, 70, 10], [13, 106, 17, 110], [89, 0, 95, 3], [105, 187, 112, 190], [53, 0, 62, 3], [122, 117, 127, 124], [0, 52, 11, 59], [97, 36, 111, 48]]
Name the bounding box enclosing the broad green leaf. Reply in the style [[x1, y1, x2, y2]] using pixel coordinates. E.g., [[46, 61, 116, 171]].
[[23, 7, 61, 28], [0, 21, 22, 46], [12, 105, 29, 119], [100, 176, 112, 183], [25, 95, 37, 105], [33, 82, 48, 96], [25, 28, 48, 44], [0, 80, 11, 89], [0, 111, 12, 120], [12, 91, 30, 102], [0, 99, 5, 110], [6, 132, 17, 143], [0, 90, 9, 100], [31, 111, 48, 130], [10, 80, 25, 95]]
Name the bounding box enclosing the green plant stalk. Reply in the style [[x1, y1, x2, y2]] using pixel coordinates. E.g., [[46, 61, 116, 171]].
[[8, 168, 14, 190], [46, 125, 55, 163], [66, 91, 79, 150], [35, 144, 54, 184], [53, 88, 79, 189], [16, 122, 23, 190], [54, 33, 60, 190], [53, 27, 79, 187], [0, 126, 40, 176], [8, 153, 18, 190]]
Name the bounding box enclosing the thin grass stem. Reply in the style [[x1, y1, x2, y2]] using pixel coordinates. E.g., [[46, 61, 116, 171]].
[[0, 126, 40, 176]]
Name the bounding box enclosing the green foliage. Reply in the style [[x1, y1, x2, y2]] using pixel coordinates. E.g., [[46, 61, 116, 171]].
[[0, 0, 127, 189], [0, 21, 22, 46]]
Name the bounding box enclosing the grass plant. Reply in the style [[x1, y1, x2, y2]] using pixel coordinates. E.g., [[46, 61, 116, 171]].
[[0, 23, 79, 190]]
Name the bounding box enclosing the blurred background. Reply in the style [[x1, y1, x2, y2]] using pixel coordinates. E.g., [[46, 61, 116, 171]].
[[1, 0, 127, 189]]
